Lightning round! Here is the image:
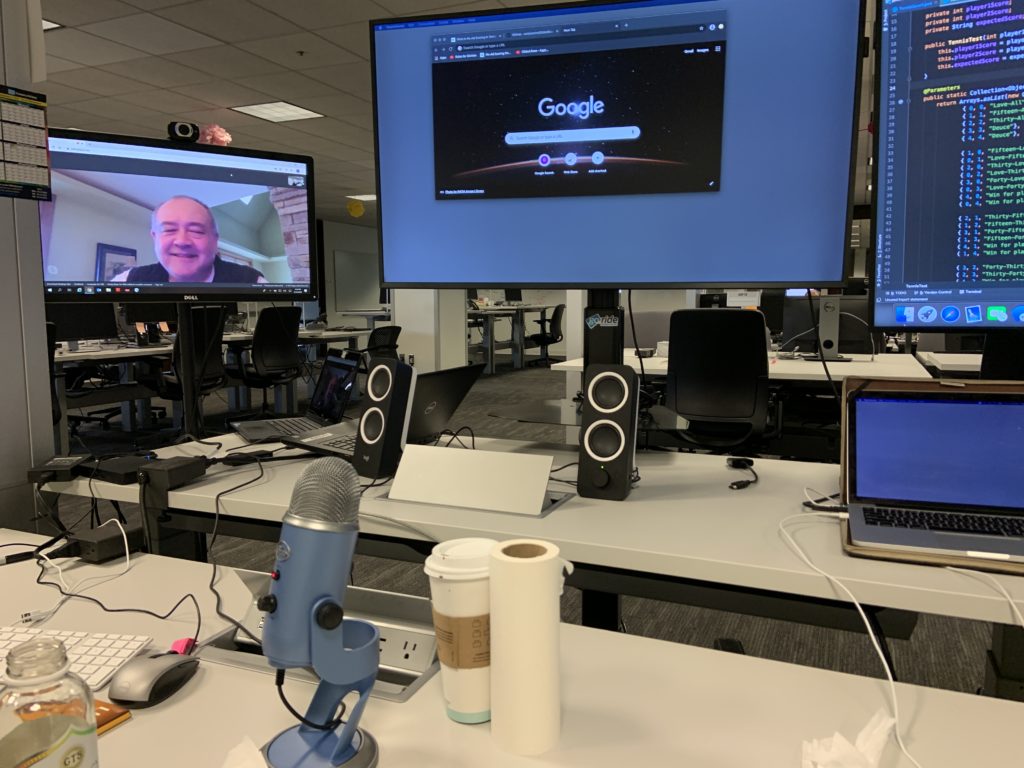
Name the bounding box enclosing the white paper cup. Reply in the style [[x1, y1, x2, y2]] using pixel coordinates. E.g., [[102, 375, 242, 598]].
[[424, 538, 498, 724], [656, 340, 670, 357]]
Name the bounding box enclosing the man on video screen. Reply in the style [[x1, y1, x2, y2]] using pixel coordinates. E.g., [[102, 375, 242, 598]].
[[112, 195, 267, 284]]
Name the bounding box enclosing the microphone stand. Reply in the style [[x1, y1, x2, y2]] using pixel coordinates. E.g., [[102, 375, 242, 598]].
[[263, 609, 380, 768]]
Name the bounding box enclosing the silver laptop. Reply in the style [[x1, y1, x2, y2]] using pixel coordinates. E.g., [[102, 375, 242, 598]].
[[846, 389, 1024, 562], [232, 353, 357, 443]]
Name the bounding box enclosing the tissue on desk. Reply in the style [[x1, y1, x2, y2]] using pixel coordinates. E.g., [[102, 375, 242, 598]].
[[802, 709, 895, 768], [221, 736, 266, 768]]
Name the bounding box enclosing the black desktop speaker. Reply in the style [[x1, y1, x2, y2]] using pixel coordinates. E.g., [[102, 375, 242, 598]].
[[577, 364, 639, 501], [583, 306, 625, 365], [352, 358, 417, 479]]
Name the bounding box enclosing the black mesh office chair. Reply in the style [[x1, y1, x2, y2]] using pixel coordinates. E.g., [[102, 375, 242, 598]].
[[226, 306, 304, 414], [980, 331, 1024, 380], [46, 322, 61, 426], [141, 306, 228, 403], [525, 304, 565, 366], [659, 309, 770, 450], [346, 325, 402, 372]]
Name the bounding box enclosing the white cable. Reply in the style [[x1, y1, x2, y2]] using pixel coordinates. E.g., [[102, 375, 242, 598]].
[[778, 513, 924, 768], [803, 486, 844, 508], [946, 566, 1024, 630], [66, 518, 132, 595]]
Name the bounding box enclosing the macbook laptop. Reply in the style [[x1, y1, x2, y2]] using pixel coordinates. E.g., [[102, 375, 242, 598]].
[[281, 363, 486, 459], [232, 353, 357, 443], [846, 389, 1024, 562]]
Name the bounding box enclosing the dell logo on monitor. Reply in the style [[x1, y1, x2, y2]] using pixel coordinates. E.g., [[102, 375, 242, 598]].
[[184, 294, 199, 301]]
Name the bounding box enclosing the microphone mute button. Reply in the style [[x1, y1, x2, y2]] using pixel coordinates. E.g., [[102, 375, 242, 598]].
[[257, 594, 278, 614]]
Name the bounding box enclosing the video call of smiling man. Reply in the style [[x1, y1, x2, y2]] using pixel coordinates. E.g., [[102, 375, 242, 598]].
[[111, 195, 268, 284]]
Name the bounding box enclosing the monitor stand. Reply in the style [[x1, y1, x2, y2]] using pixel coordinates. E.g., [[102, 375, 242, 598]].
[[799, 295, 851, 362]]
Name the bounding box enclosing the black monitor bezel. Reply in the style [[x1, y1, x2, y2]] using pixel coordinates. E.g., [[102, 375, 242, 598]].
[[42, 127, 319, 304], [370, 0, 864, 290]]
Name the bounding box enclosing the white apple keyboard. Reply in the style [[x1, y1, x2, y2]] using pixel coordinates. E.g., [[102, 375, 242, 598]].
[[0, 626, 152, 690]]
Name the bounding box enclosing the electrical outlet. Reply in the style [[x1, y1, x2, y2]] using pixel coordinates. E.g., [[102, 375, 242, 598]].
[[377, 625, 436, 672]]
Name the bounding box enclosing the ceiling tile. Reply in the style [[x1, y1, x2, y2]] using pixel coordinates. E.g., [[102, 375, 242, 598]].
[[70, 97, 165, 122], [156, 0, 303, 43], [116, 89, 217, 114], [121, 0, 194, 9], [303, 61, 371, 99], [46, 105, 111, 129], [43, 28, 149, 66], [99, 56, 213, 88], [168, 107, 267, 129], [376, 0, 496, 15], [49, 68, 150, 96], [289, 92, 372, 119], [237, 33, 360, 71], [248, 0, 390, 29], [316, 22, 371, 60], [45, 55, 85, 74], [338, 112, 374, 130], [233, 72, 339, 100], [41, 0, 139, 26], [82, 13, 221, 55], [36, 82, 95, 106], [164, 45, 287, 79], [173, 80, 274, 108], [295, 137, 374, 163], [289, 118, 373, 149]]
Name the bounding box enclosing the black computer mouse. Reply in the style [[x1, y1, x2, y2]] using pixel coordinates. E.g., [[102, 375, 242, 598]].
[[108, 652, 200, 709]]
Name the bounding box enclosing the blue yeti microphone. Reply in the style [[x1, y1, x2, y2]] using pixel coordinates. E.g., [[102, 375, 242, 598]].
[[260, 458, 380, 768]]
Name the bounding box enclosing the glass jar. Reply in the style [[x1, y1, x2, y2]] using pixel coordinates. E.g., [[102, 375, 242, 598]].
[[0, 638, 98, 768]]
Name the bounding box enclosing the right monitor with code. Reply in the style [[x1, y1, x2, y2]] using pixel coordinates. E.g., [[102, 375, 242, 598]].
[[874, 0, 1024, 330]]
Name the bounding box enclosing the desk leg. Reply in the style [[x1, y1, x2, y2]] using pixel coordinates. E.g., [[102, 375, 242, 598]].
[[55, 363, 70, 455], [985, 625, 1024, 701], [145, 506, 207, 561], [512, 310, 526, 369], [274, 382, 296, 414], [581, 589, 621, 631], [117, 362, 137, 432], [864, 608, 898, 682], [484, 316, 496, 374]]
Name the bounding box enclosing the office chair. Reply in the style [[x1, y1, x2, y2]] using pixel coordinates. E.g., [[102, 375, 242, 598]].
[[46, 322, 61, 426], [525, 304, 565, 366], [226, 306, 304, 414], [980, 331, 1024, 380], [140, 307, 229, 425], [660, 309, 770, 451], [346, 325, 402, 371]]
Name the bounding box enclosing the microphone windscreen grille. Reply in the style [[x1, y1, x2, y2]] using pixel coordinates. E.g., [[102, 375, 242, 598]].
[[287, 457, 361, 526]]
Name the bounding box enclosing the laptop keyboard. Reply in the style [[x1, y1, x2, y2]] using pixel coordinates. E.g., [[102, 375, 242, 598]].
[[273, 417, 319, 435], [864, 506, 1024, 537], [320, 434, 357, 453]]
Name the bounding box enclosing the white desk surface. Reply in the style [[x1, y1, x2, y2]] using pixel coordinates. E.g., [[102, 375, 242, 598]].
[[2, 531, 1018, 767], [54, 345, 173, 363], [335, 308, 392, 316], [915, 351, 982, 373], [553, 352, 932, 381], [469, 303, 556, 313], [45, 437, 1024, 626], [224, 329, 367, 343]]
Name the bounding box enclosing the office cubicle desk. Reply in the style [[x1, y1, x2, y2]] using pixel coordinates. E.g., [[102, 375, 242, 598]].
[[333, 307, 392, 331], [915, 351, 982, 377], [469, 303, 557, 373], [2, 528, 1020, 767], [553, 351, 933, 382], [43, 435, 1024, 637]]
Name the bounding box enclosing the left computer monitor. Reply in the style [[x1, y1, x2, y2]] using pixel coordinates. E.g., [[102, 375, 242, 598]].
[[46, 303, 119, 342], [40, 129, 318, 304]]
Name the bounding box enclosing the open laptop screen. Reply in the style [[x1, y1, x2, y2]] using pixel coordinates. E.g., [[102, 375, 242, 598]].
[[308, 356, 357, 423], [851, 395, 1024, 512]]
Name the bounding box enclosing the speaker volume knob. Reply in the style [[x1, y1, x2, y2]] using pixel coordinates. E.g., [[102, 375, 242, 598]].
[[591, 468, 610, 488]]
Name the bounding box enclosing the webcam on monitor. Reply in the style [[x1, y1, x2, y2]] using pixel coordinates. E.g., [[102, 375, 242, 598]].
[[167, 121, 200, 143]]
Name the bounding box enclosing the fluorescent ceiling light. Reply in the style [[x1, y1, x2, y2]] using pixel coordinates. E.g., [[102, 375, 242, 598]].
[[42, 19, 61, 30], [231, 102, 323, 122], [347, 194, 377, 201]]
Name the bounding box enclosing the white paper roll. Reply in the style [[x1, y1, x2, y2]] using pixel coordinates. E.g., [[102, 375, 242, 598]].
[[489, 539, 569, 755]]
